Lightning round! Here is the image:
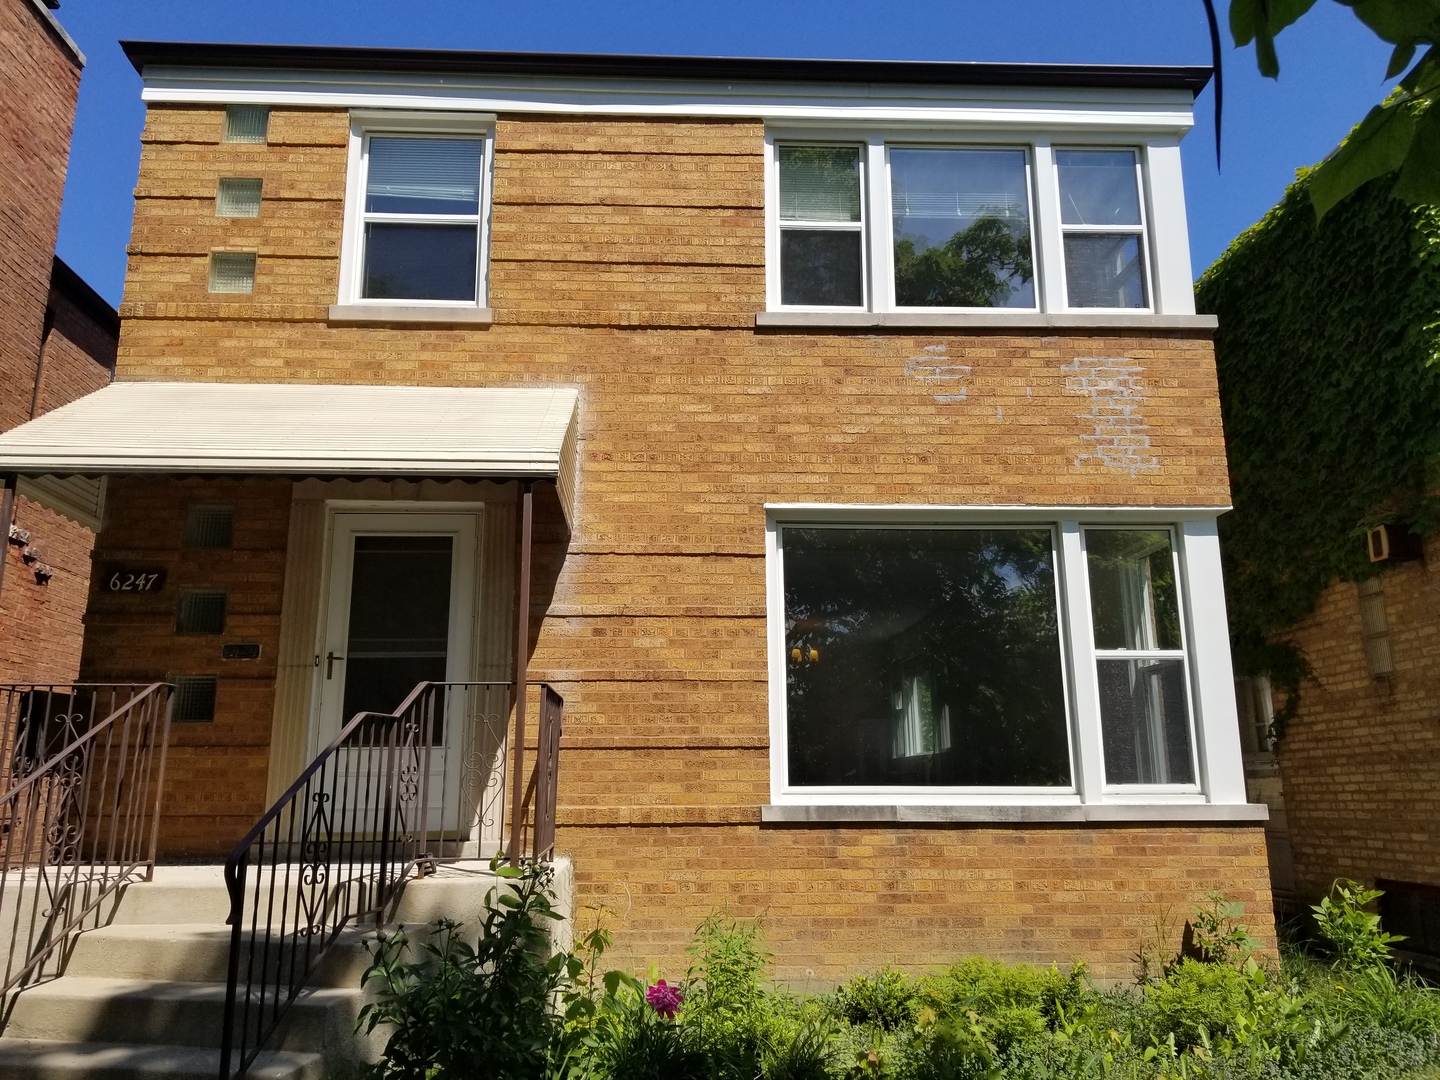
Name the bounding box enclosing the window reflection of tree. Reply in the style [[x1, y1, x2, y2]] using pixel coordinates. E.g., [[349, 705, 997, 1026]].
[[784, 529, 1070, 788], [893, 215, 1033, 308]]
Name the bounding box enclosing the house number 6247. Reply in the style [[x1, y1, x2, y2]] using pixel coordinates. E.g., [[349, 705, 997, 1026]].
[[106, 570, 165, 592]]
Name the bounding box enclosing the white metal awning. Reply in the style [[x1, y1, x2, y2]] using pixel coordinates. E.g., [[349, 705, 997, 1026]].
[[0, 381, 581, 525]]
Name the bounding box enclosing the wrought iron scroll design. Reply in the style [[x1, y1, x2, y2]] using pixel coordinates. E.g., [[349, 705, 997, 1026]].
[[219, 680, 562, 1080], [0, 683, 174, 1019]]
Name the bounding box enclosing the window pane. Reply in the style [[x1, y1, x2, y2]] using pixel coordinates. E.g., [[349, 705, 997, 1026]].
[[1056, 149, 1141, 226], [362, 223, 478, 301], [780, 230, 863, 307], [890, 149, 1033, 308], [1085, 530, 1182, 651], [343, 535, 452, 738], [209, 252, 255, 294], [216, 177, 262, 218], [783, 528, 1070, 787], [779, 146, 861, 222], [1063, 234, 1147, 308], [365, 137, 483, 215], [222, 105, 269, 144], [1097, 658, 1193, 784]]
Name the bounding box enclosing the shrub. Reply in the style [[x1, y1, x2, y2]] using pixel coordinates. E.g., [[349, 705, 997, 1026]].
[[1311, 879, 1406, 970], [356, 858, 567, 1080], [1144, 958, 1253, 1050], [683, 913, 772, 1078], [832, 967, 919, 1031], [918, 958, 1085, 1051]]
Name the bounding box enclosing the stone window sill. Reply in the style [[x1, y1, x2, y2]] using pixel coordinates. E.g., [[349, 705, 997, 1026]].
[[754, 311, 1218, 332], [760, 803, 1269, 825], [328, 304, 493, 328]]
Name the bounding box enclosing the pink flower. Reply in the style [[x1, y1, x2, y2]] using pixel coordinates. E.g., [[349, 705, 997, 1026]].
[[645, 979, 684, 1019]]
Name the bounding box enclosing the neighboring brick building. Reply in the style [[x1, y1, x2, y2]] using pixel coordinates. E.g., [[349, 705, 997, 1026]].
[[1200, 170, 1440, 967], [0, 0, 117, 684], [0, 43, 1271, 983]]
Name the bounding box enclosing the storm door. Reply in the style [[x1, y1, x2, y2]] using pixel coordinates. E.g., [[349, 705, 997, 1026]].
[[313, 511, 478, 836]]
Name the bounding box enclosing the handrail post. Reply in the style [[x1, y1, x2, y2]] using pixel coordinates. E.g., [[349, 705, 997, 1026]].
[[507, 482, 534, 866], [219, 849, 249, 1080], [145, 687, 175, 881]]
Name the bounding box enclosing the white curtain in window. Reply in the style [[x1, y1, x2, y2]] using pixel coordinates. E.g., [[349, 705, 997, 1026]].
[[367, 138, 482, 208]]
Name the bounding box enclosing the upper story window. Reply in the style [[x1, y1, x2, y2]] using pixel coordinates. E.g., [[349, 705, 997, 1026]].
[[767, 136, 1173, 316], [338, 115, 493, 310]]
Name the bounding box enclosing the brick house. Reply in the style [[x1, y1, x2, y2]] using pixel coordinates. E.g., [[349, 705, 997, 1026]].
[[0, 40, 1275, 1075], [1200, 172, 1440, 969], [0, 0, 118, 686]]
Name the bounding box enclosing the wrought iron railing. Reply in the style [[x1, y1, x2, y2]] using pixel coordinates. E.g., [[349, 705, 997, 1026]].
[[0, 682, 174, 1018], [219, 680, 563, 1080]]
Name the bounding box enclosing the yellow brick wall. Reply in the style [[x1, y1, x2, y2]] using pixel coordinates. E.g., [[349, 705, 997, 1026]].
[[1274, 536, 1440, 901], [86, 102, 1270, 976]]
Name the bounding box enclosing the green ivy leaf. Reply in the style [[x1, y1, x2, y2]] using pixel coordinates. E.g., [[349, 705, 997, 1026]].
[[1386, 41, 1418, 80], [1309, 100, 1417, 217]]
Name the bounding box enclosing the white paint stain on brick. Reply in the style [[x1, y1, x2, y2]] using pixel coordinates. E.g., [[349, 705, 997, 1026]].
[[1062, 356, 1159, 477], [905, 344, 970, 403]]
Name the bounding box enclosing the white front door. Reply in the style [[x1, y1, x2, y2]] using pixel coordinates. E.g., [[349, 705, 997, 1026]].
[[313, 511, 479, 833]]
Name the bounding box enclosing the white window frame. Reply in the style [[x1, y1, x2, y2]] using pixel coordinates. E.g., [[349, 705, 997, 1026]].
[[337, 111, 496, 310], [765, 131, 1193, 316], [772, 142, 871, 312], [1052, 146, 1154, 314], [764, 505, 1247, 808], [1079, 524, 1201, 794]]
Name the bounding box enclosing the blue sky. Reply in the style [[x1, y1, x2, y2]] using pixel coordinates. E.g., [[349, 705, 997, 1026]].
[[51, 0, 1396, 306]]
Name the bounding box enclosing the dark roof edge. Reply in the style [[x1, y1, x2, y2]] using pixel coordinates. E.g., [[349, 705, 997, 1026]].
[[120, 41, 1212, 96], [50, 256, 121, 337]]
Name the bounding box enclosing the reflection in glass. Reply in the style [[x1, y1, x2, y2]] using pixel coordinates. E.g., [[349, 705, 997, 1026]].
[[1063, 234, 1146, 309], [1085, 530, 1181, 651], [780, 230, 864, 306], [890, 149, 1033, 308], [343, 535, 452, 741], [1056, 150, 1142, 226], [779, 146, 862, 222], [366, 138, 483, 215], [783, 528, 1070, 787], [363, 223, 479, 301], [1097, 658, 1193, 784]]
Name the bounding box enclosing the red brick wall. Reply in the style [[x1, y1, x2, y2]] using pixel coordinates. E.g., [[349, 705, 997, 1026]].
[[0, 0, 79, 431], [0, 495, 93, 683], [1276, 536, 1440, 901]]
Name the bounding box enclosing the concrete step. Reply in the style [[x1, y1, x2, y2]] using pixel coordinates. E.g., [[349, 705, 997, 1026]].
[[0, 1039, 322, 1080], [66, 924, 374, 988], [5, 978, 362, 1053]]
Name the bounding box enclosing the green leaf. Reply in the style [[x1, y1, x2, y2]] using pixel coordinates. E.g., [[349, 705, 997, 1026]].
[[1231, 0, 1321, 76], [1387, 41, 1418, 80], [1344, 0, 1440, 45], [1392, 104, 1440, 203], [1309, 101, 1417, 217]]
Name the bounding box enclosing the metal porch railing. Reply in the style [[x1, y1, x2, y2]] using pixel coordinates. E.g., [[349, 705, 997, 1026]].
[[218, 679, 564, 1080], [0, 682, 174, 1020]]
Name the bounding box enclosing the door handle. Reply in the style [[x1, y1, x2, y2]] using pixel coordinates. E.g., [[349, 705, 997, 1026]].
[[326, 651, 345, 679]]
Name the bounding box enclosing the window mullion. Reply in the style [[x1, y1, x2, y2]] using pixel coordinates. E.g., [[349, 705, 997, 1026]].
[[1059, 521, 1106, 803], [865, 137, 891, 312]]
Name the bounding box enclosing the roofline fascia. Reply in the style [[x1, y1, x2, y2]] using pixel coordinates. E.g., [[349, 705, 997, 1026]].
[[120, 41, 1213, 97]]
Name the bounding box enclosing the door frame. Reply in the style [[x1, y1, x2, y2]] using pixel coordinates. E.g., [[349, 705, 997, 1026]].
[[309, 504, 483, 760]]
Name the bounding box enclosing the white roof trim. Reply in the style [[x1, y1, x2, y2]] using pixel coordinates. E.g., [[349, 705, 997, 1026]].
[[138, 70, 1197, 134], [0, 382, 580, 522]]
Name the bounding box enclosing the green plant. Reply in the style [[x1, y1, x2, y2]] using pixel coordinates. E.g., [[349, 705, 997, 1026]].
[[1329, 963, 1440, 1035], [1312, 879, 1406, 969], [356, 858, 568, 1080], [1197, 172, 1440, 726], [757, 1008, 837, 1080], [833, 968, 919, 1032], [1144, 958, 1253, 1051], [1186, 893, 1263, 966], [918, 958, 1086, 1051], [683, 912, 772, 1079]]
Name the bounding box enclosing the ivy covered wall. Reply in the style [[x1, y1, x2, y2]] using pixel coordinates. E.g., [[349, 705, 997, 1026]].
[[1195, 173, 1440, 719]]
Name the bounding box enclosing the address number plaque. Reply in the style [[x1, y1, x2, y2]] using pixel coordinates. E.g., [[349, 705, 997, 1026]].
[[100, 566, 167, 593]]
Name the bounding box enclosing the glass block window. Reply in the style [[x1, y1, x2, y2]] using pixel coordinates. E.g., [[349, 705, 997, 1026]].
[[1357, 577, 1394, 676], [183, 505, 234, 549], [216, 178, 262, 218], [170, 675, 218, 723], [209, 252, 256, 294], [176, 589, 227, 635], [223, 105, 269, 144]]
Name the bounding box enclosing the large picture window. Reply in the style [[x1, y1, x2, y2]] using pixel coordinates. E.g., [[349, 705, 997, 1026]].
[[781, 527, 1071, 788], [766, 510, 1245, 811]]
